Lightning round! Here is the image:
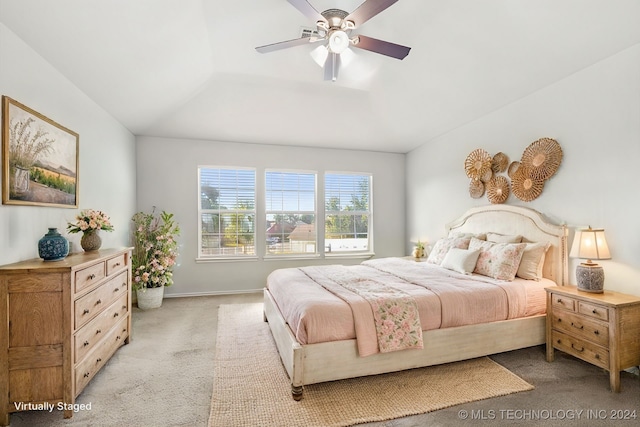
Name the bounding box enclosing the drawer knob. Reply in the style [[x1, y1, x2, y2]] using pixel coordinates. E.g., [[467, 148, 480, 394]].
[[96, 299, 102, 305], [89, 274, 96, 280], [83, 341, 90, 347], [114, 262, 121, 267], [83, 372, 90, 378], [557, 339, 562, 344], [113, 312, 119, 318], [571, 343, 585, 352], [592, 309, 598, 314], [96, 329, 102, 334], [570, 322, 584, 330], [595, 354, 600, 359], [116, 335, 121, 340], [96, 358, 102, 363], [114, 287, 120, 292], [83, 309, 90, 315], [594, 330, 600, 335]]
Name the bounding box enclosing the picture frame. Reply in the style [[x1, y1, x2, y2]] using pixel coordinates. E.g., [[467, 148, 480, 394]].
[[2, 96, 79, 208]]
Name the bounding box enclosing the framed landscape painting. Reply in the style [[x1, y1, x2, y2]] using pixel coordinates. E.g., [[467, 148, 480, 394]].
[[2, 96, 79, 207]]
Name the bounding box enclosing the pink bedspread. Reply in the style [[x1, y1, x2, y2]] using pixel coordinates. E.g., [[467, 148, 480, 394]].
[[266, 257, 552, 355]]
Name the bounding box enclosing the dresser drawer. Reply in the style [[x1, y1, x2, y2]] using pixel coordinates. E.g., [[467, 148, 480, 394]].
[[74, 262, 106, 294], [551, 311, 609, 347], [75, 316, 129, 393], [551, 293, 576, 311], [552, 330, 609, 370], [74, 293, 128, 362], [578, 301, 609, 322], [106, 253, 126, 276], [74, 271, 128, 329]]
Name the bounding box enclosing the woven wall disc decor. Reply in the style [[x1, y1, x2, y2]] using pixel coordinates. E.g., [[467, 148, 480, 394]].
[[486, 175, 510, 204], [480, 168, 493, 183], [469, 179, 485, 199], [507, 161, 521, 178], [511, 166, 545, 202], [521, 138, 563, 180], [491, 152, 509, 174], [464, 149, 492, 180]]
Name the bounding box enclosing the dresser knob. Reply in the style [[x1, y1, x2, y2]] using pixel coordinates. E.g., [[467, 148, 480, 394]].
[[557, 339, 562, 344], [570, 322, 584, 330], [592, 309, 597, 314], [89, 274, 96, 280], [83, 309, 90, 315], [571, 343, 585, 352], [96, 329, 102, 334], [116, 335, 121, 340], [96, 358, 102, 363], [96, 299, 102, 305], [113, 312, 119, 318], [594, 330, 600, 335], [595, 354, 600, 359], [84, 372, 90, 378], [114, 287, 119, 292], [83, 341, 90, 347], [557, 318, 562, 323], [114, 262, 121, 267]]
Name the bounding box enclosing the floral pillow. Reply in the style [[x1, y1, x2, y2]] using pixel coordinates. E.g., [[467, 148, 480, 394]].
[[469, 237, 527, 281], [426, 237, 471, 265]]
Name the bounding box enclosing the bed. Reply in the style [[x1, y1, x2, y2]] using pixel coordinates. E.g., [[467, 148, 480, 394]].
[[263, 204, 568, 400]]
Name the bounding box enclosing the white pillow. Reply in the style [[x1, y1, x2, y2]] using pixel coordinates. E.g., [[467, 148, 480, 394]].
[[426, 237, 471, 265], [516, 242, 551, 280], [486, 232, 523, 243], [441, 248, 481, 275]]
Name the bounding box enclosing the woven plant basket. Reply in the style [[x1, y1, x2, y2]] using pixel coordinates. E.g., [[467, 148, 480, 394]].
[[469, 179, 485, 199], [521, 138, 563, 180], [511, 166, 545, 202], [491, 152, 509, 174], [464, 149, 492, 180], [486, 175, 510, 204]]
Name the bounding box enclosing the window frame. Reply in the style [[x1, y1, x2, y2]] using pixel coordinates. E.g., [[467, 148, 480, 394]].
[[324, 172, 373, 256], [197, 166, 257, 261], [264, 169, 319, 259]]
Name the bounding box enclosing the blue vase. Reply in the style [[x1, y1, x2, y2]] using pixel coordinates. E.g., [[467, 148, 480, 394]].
[[38, 228, 69, 261]]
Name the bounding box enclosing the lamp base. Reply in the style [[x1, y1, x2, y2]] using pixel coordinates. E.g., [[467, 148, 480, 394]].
[[576, 263, 604, 293]]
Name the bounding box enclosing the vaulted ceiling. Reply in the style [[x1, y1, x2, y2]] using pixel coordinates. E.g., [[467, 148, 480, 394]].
[[2, 0, 639, 153]]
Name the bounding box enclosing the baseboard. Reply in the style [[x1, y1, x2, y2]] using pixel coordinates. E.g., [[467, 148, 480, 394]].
[[163, 288, 263, 298]]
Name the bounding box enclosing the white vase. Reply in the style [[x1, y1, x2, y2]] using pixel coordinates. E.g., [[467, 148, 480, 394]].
[[137, 286, 164, 310]]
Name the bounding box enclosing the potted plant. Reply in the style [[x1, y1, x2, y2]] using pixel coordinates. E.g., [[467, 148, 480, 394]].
[[131, 208, 180, 310], [412, 240, 426, 258]]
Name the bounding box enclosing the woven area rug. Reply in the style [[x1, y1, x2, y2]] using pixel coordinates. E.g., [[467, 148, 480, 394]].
[[209, 303, 534, 427]]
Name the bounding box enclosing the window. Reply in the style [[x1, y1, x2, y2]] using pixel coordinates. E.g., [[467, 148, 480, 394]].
[[324, 173, 372, 253], [265, 171, 316, 255], [198, 167, 256, 258]]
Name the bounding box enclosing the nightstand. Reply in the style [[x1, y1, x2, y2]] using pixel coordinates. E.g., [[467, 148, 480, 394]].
[[545, 285, 640, 392]]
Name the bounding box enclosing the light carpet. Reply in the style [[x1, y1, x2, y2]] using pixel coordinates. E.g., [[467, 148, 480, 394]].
[[209, 303, 535, 427]]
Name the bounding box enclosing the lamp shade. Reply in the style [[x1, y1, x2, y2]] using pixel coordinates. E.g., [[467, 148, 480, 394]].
[[569, 227, 611, 262], [570, 227, 611, 293]]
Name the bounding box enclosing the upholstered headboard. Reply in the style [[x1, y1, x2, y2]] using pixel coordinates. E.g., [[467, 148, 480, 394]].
[[446, 205, 568, 286]]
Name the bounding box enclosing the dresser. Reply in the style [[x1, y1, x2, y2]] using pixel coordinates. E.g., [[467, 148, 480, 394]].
[[546, 285, 640, 392], [0, 248, 133, 425]]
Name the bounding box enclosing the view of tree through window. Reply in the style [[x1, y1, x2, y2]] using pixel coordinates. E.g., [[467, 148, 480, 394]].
[[265, 171, 316, 255], [325, 173, 371, 253], [199, 168, 256, 256]]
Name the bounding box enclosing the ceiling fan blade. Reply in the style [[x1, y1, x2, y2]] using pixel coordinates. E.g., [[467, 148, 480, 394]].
[[256, 36, 325, 54], [345, 0, 399, 27], [287, 0, 327, 23], [352, 34, 411, 60], [324, 52, 341, 82]]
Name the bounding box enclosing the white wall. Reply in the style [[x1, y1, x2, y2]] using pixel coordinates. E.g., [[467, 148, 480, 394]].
[[136, 136, 406, 296], [406, 43, 640, 296], [0, 24, 137, 265]]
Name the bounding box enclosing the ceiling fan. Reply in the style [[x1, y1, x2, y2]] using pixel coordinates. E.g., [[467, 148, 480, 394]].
[[255, 0, 411, 82]]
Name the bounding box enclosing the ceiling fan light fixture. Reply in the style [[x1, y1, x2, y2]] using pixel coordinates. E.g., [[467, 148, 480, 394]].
[[328, 30, 350, 54], [310, 45, 329, 67]]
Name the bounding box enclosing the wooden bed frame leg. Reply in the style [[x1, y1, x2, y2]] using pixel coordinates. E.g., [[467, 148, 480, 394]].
[[291, 385, 303, 401]]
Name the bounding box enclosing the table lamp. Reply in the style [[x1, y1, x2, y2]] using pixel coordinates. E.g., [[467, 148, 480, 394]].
[[569, 226, 611, 293]]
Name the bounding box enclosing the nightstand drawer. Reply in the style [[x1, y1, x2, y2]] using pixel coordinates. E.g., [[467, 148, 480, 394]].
[[552, 330, 609, 370], [551, 293, 576, 311], [578, 301, 609, 321], [551, 311, 609, 347]]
